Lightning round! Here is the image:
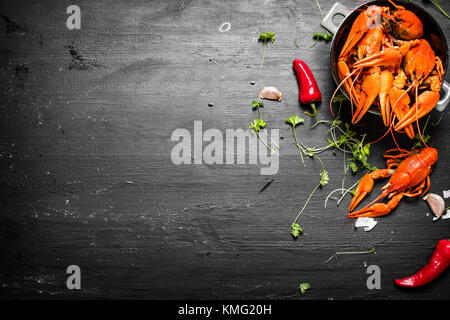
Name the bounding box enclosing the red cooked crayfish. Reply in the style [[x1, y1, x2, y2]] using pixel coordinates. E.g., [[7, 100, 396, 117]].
[[348, 147, 438, 218], [336, 0, 443, 139]]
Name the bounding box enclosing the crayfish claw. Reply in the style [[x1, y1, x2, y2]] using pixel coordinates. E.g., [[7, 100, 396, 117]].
[[348, 203, 392, 218], [348, 173, 375, 211]]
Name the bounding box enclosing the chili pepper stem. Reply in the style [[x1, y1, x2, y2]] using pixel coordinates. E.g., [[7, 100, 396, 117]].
[[305, 103, 317, 117]]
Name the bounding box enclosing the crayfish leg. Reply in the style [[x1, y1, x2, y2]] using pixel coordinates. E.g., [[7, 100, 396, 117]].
[[383, 147, 413, 159], [404, 176, 430, 197]]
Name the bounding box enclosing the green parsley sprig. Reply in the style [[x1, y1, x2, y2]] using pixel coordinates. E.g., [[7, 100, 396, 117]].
[[285, 115, 306, 167], [250, 100, 280, 156], [285, 114, 329, 238], [290, 156, 328, 238], [258, 32, 275, 68], [299, 283, 311, 294], [294, 0, 333, 50], [294, 31, 333, 50], [313, 32, 333, 41], [301, 94, 376, 207]]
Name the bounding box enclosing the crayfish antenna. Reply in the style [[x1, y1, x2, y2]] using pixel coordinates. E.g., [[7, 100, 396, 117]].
[[369, 123, 390, 145], [330, 68, 359, 116], [390, 125, 407, 158], [370, 83, 411, 156], [387, 0, 403, 10], [368, 125, 406, 158], [414, 83, 429, 148], [370, 85, 405, 146], [356, 0, 369, 7], [350, 68, 363, 117]]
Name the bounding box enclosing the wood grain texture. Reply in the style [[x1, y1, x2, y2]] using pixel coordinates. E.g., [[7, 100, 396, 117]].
[[0, 0, 449, 299]]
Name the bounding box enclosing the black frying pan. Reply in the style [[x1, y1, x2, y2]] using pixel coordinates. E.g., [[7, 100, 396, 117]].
[[321, 0, 450, 114]]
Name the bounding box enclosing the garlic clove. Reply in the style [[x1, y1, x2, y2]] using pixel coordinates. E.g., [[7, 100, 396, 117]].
[[259, 86, 283, 101], [423, 193, 446, 219]]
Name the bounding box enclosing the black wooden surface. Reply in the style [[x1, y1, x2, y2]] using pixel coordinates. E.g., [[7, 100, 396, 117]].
[[0, 0, 449, 300]]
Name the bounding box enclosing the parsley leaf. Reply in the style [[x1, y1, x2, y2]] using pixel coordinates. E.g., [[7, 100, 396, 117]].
[[259, 32, 275, 43], [285, 115, 305, 127], [299, 283, 311, 294], [349, 161, 358, 173], [249, 118, 266, 133], [313, 32, 333, 41], [252, 100, 264, 109], [291, 223, 303, 238], [320, 170, 329, 187], [412, 132, 431, 149]]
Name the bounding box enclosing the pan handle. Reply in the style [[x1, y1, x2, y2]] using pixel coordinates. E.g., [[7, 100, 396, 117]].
[[436, 80, 450, 112], [321, 2, 349, 35]]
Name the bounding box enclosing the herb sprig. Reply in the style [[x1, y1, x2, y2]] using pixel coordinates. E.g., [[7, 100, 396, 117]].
[[325, 248, 376, 264], [285, 115, 306, 167], [430, 0, 450, 19], [286, 113, 333, 237], [301, 94, 376, 207], [250, 100, 280, 156], [285, 117, 329, 238], [290, 168, 328, 238], [299, 283, 311, 294], [258, 32, 275, 68], [294, 0, 333, 50], [294, 32, 333, 50], [313, 32, 333, 41]]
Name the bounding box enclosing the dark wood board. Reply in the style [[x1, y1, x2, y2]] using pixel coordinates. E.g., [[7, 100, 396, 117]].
[[0, 0, 450, 300]]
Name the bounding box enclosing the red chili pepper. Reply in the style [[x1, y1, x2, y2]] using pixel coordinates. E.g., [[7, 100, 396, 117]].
[[394, 239, 450, 288], [293, 59, 322, 117]]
